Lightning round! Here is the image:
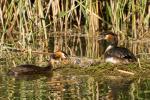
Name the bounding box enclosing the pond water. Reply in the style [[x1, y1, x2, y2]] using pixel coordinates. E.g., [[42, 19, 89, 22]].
[[1, 63, 150, 100]]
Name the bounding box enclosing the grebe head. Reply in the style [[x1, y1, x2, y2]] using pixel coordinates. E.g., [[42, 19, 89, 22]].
[[50, 51, 68, 60], [49, 51, 68, 65], [98, 32, 118, 46]]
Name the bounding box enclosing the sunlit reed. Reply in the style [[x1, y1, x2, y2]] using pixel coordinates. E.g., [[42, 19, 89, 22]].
[[0, 0, 149, 58]]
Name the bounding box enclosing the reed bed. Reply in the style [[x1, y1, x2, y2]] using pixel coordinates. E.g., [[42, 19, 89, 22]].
[[0, 0, 149, 58]]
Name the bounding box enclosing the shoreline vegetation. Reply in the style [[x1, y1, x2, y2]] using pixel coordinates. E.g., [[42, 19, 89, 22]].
[[0, 0, 150, 59], [0, 1, 150, 99]]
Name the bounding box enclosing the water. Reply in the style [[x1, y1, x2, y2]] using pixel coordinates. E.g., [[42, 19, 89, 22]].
[[1, 63, 150, 100], [0, 69, 95, 99]]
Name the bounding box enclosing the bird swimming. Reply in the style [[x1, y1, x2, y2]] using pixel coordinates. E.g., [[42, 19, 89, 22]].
[[7, 50, 68, 76]]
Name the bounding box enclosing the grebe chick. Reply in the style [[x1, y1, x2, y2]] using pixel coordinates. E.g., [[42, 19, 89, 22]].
[[98, 32, 137, 64]]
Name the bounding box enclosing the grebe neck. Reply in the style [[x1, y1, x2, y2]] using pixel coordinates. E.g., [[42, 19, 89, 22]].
[[105, 45, 114, 53], [45, 62, 53, 70]]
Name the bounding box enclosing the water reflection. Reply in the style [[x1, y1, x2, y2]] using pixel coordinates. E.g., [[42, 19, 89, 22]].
[[0, 65, 150, 100], [8, 72, 53, 81], [99, 76, 134, 100], [2, 70, 97, 100], [135, 78, 150, 99], [47, 73, 95, 100]]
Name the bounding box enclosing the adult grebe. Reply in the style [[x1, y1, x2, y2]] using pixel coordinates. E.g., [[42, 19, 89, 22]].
[[7, 51, 67, 76], [98, 32, 137, 64]]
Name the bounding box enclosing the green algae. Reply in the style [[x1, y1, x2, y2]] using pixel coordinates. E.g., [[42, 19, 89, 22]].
[[55, 61, 150, 82]]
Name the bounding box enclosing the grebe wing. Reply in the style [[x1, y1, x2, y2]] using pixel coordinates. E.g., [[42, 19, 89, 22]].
[[105, 47, 136, 60]]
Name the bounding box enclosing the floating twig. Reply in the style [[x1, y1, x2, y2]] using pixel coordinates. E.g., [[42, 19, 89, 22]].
[[116, 69, 135, 75]]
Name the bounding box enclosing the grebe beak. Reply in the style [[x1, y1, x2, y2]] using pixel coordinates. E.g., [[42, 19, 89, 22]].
[[98, 34, 105, 41]]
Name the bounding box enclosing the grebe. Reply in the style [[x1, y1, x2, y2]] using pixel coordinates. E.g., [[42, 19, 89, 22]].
[[99, 32, 137, 64], [50, 50, 68, 61], [51, 51, 100, 67], [7, 51, 67, 76]]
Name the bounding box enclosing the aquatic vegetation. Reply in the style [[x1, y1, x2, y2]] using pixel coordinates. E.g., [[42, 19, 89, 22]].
[[0, 0, 149, 57], [56, 60, 150, 81]]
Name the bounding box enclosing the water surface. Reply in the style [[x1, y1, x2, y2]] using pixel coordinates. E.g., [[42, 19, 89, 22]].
[[1, 63, 150, 100]]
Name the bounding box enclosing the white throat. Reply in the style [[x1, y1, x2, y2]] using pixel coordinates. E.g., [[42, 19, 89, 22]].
[[105, 45, 113, 52]]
